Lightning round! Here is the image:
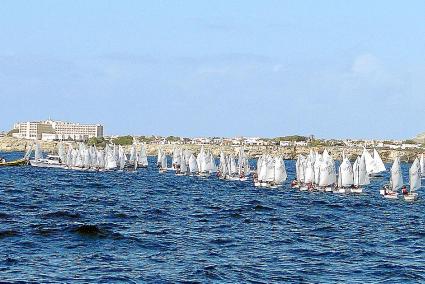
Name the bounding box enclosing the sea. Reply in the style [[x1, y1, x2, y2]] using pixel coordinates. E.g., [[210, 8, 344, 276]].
[[0, 151, 424, 283]]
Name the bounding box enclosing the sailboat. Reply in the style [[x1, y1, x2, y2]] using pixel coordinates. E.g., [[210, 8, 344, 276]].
[[405, 158, 421, 201], [157, 149, 162, 168], [292, 155, 305, 189], [363, 148, 386, 177], [352, 155, 370, 193], [188, 154, 199, 175], [138, 144, 148, 168], [263, 157, 275, 188], [300, 160, 314, 191], [0, 144, 32, 167], [255, 156, 268, 187], [336, 157, 354, 193], [176, 154, 188, 176], [272, 156, 287, 188], [381, 158, 402, 199], [159, 153, 167, 173], [317, 158, 336, 192], [29, 141, 65, 168]]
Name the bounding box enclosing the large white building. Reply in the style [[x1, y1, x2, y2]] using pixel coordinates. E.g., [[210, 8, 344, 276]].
[[12, 119, 104, 141]]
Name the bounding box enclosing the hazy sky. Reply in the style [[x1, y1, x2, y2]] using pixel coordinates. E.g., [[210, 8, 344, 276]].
[[1, 0, 424, 139]]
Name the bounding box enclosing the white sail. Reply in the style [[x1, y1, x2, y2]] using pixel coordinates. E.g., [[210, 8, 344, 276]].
[[83, 149, 91, 168], [243, 158, 250, 176], [189, 154, 198, 173], [264, 157, 275, 182], [229, 155, 238, 175], [172, 147, 181, 167], [105, 146, 117, 170], [119, 152, 126, 170], [314, 155, 322, 185], [274, 157, 287, 184], [362, 148, 375, 174], [209, 154, 217, 173], [257, 156, 263, 176], [75, 151, 83, 168], [258, 157, 267, 181], [58, 142, 65, 163], [97, 150, 105, 169], [161, 153, 167, 169], [180, 154, 188, 173], [410, 158, 421, 192], [66, 146, 73, 167], [319, 161, 334, 187], [373, 149, 386, 173], [322, 149, 330, 161], [197, 146, 206, 172], [296, 155, 306, 182], [34, 141, 42, 161], [339, 158, 354, 187], [358, 155, 370, 186], [138, 144, 148, 167], [304, 160, 315, 184], [129, 143, 137, 164], [390, 158, 403, 192]]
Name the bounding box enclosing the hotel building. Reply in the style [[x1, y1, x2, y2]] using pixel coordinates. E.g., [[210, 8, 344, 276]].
[[12, 120, 104, 141]]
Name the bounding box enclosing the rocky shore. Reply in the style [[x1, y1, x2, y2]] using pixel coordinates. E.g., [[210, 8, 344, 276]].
[[0, 137, 423, 163]]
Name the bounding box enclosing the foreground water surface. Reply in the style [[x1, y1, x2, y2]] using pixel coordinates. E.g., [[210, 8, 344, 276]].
[[0, 152, 424, 283]]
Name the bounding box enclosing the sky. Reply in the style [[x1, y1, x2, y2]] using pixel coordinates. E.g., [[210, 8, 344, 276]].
[[0, 0, 424, 139]]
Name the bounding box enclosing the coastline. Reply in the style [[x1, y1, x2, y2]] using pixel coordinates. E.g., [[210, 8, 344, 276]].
[[0, 136, 422, 163]]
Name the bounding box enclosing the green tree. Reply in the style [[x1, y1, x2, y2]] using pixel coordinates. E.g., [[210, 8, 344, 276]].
[[112, 135, 134, 145]]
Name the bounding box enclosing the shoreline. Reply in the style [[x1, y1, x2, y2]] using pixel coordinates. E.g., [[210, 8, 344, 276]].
[[0, 137, 422, 163]]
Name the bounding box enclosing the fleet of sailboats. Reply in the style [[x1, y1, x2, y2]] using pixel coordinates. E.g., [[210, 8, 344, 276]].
[[29, 141, 148, 171], [20, 141, 424, 201]]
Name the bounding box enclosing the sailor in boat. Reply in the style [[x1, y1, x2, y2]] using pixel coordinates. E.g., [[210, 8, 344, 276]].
[[402, 185, 408, 196], [239, 172, 245, 180], [0, 157, 5, 163], [307, 182, 314, 191], [291, 180, 299, 188], [175, 164, 181, 175], [253, 172, 259, 184], [382, 184, 388, 195]]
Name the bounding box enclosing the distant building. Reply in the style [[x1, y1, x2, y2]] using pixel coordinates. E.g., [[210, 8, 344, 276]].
[[12, 119, 103, 141], [0, 131, 6, 138]]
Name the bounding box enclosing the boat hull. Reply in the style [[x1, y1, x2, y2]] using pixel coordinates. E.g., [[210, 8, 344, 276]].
[[383, 193, 398, 199], [404, 193, 418, 201], [0, 158, 27, 167], [334, 188, 350, 194], [30, 161, 65, 169], [350, 188, 363, 194]]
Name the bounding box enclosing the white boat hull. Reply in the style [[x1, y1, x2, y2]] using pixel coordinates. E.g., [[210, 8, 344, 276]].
[[383, 193, 398, 199], [30, 161, 65, 169], [350, 188, 363, 194], [404, 193, 418, 201], [334, 188, 350, 194]]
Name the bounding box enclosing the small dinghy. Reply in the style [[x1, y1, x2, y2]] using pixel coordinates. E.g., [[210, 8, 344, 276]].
[[335, 157, 354, 194], [404, 158, 421, 202], [381, 158, 402, 199], [317, 154, 336, 192], [159, 153, 167, 173], [351, 155, 369, 193]]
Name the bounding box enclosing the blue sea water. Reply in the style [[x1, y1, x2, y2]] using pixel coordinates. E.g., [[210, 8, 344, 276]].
[[0, 151, 425, 283]]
